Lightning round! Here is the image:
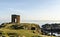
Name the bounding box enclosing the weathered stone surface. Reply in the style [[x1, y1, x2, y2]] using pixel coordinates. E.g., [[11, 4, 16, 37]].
[[11, 14, 20, 24]]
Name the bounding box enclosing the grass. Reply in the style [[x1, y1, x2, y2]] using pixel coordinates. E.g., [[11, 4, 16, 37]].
[[0, 29, 56, 37], [0, 23, 56, 37], [0, 29, 41, 37]]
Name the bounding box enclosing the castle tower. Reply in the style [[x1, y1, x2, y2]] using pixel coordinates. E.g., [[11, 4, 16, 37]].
[[11, 14, 20, 24]]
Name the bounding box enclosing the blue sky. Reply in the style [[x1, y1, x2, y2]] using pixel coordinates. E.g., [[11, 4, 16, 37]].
[[0, 0, 60, 23]]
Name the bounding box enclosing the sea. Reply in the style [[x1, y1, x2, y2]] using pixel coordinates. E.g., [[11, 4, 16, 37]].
[[0, 20, 60, 36], [21, 20, 60, 27]]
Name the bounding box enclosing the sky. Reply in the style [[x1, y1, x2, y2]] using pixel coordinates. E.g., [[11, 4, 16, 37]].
[[0, 0, 60, 23]]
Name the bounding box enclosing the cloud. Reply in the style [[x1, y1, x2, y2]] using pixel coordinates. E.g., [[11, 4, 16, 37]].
[[8, 8, 24, 15]]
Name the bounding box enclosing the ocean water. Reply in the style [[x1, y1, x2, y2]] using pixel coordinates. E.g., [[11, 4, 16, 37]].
[[21, 20, 60, 27], [0, 20, 60, 25], [0, 20, 60, 27]]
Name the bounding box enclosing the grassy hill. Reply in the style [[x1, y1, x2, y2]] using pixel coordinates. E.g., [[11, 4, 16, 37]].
[[0, 29, 56, 37], [0, 29, 40, 37], [0, 23, 56, 37]]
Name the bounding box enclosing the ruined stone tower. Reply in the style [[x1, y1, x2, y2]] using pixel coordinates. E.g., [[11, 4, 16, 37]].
[[11, 14, 20, 24]]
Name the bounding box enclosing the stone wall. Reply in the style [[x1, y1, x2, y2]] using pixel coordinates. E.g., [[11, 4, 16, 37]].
[[11, 14, 20, 24]]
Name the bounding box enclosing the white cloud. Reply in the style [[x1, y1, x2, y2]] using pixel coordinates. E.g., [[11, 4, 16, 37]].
[[8, 8, 24, 15]]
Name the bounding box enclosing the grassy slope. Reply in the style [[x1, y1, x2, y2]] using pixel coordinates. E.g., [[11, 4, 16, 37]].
[[0, 28, 56, 37], [0, 23, 56, 37], [0, 29, 40, 37]]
